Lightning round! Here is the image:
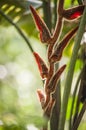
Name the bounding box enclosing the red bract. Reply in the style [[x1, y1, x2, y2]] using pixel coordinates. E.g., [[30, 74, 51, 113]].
[[34, 52, 48, 79], [37, 89, 45, 108], [45, 64, 66, 94], [63, 5, 84, 20], [70, 11, 82, 19], [30, 5, 51, 44], [50, 26, 78, 63], [43, 64, 66, 110], [44, 98, 55, 118]]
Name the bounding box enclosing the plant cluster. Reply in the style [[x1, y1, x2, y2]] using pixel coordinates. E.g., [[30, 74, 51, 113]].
[[0, 0, 86, 130], [30, 0, 84, 130], [30, 0, 86, 130]]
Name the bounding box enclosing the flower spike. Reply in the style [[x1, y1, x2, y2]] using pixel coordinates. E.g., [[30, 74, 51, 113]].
[[63, 5, 84, 21], [50, 26, 78, 63], [30, 5, 51, 44], [34, 52, 48, 79], [29, 0, 83, 126]]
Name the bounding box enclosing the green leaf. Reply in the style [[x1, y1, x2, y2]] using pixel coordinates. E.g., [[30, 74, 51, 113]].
[[66, 96, 83, 120], [0, 0, 42, 25]]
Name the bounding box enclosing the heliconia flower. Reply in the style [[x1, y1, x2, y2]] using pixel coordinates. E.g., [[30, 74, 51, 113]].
[[44, 98, 55, 118], [33, 52, 48, 79], [50, 26, 78, 63], [45, 64, 66, 94], [62, 5, 84, 20], [37, 89, 45, 108], [30, 5, 51, 44]]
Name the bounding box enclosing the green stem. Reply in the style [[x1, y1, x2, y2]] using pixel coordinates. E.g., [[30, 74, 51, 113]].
[[50, 80, 61, 130], [53, 0, 57, 27], [58, 6, 86, 130], [42, 0, 52, 31], [73, 64, 85, 125], [69, 70, 82, 130], [0, 9, 34, 52], [72, 100, 86, 130]]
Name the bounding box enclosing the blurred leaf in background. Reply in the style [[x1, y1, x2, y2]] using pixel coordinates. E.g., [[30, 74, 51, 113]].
[[0, 25, 47, 129], [0, 1, 48, 130]]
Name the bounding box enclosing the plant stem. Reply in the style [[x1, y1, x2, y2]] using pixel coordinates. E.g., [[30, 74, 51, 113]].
[[0, 9, 34, 53], [42, 0, 52, 31], [58, 0, 64, 14], [50, 79, 61, 130], [73, 64, 85, 125], [53, 0, 57, 27], [72, 100, 86, 130], [73, 79, 82, 125], [58, 6, 86, 130], [69, 70, 82, 130]]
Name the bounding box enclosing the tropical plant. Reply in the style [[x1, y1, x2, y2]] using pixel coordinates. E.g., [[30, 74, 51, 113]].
[[0, 0, 86, 130]]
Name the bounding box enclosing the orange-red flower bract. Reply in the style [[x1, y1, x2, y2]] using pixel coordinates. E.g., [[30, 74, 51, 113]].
[[33, 52, 48, 79], [63, 5, 84, 20], [50, 26, 78, 63], [37, 89, 45, 108], [45, 64, 66, 94], [44, 98, 55, 118], [30, 5, 51, 44]]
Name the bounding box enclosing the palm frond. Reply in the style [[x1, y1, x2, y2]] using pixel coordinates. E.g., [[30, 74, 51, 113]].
[[0, 0, 42, 24]]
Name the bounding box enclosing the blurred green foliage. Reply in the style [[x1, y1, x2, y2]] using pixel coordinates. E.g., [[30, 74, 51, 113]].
[[0, 26, 47, 129]]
